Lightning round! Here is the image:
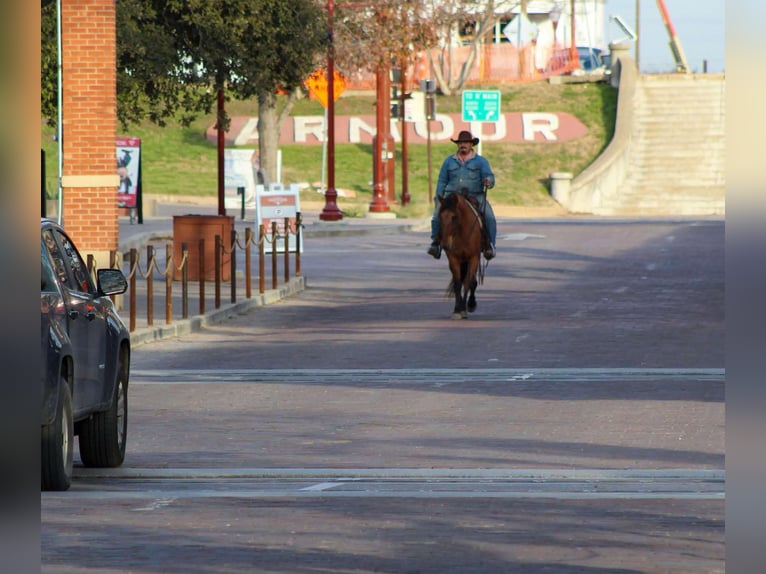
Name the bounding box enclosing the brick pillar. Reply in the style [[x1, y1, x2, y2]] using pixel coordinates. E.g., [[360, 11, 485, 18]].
[[61, 0, 119, 263]]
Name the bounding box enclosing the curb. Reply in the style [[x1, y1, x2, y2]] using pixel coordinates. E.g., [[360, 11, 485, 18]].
[[129, 276, 306, 347]]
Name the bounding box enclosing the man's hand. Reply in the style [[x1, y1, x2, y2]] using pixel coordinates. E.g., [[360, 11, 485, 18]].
[[483, 178, 493, 189]]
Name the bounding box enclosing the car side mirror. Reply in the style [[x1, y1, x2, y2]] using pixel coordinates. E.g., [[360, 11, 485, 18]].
[[97, 268, 128, 296]]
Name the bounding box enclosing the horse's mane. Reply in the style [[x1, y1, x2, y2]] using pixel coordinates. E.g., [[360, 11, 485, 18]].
[[440, 193, 461, 212]]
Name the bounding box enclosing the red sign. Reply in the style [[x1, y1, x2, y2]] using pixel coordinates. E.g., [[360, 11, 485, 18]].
[[207, 112, 588, 146]]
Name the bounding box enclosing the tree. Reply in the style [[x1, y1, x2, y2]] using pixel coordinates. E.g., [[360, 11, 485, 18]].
[[332, 0, 437, 80], [115, 0, 217, 128], [41, 0, 57, 126], [425, 0, 520, 95], [134, 0, 327, 185], [41, 0, 327, 187], [41, 0, 215, 129], [328, 0, 520, 96]]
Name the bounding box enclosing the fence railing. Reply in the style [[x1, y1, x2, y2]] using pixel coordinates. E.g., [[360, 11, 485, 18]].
[[88, 215, 303, 333]]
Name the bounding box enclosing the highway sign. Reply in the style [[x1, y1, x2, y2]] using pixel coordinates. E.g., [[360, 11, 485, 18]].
[[462, 90, 502, 122]]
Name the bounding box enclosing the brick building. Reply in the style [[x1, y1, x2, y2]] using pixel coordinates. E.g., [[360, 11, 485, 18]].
[[60, 0, 119, 266]]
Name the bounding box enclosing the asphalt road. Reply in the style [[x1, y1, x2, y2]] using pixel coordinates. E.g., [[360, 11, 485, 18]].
[[41, 218, 725, 573]]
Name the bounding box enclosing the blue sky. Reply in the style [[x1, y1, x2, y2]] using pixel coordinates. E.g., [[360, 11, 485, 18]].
[[605, 0, 725, 73]]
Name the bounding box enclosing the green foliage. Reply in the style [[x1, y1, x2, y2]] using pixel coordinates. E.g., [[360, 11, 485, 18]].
[[41, 0, 57, 126], [42, 73, 617, 216], [41, 0, 327, 130]]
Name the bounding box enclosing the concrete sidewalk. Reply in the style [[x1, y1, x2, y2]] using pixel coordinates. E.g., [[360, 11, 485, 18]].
[[118, 200, 431, 254], [118, 199, 431, 347]]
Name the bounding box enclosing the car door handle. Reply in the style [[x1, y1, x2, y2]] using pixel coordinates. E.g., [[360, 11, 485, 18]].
[[68, 310, 79, 320]]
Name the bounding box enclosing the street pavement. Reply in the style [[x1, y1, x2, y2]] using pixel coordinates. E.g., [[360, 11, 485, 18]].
[[117, 198, 433, 346], [40, 201, 726, 574]]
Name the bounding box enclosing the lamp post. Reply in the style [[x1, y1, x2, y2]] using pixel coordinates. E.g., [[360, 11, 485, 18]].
[[369, 63, 391, 212], [319, 0, 343, 221], [399, 57, 410, 206]]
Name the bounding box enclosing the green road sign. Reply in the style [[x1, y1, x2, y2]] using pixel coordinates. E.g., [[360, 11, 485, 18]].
[[462, 90, 502, 122]]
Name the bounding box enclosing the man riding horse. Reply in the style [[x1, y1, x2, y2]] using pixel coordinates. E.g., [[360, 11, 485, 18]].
[[427, 130, 497, 261]]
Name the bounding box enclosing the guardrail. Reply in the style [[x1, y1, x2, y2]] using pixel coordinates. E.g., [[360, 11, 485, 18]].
[[88, 215, 302, 333]]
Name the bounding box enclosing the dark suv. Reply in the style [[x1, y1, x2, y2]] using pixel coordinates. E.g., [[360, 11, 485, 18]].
[[41, 218, 131, 491]]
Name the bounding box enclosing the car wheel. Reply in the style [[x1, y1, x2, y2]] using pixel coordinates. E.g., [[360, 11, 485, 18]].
[[78, 358, 128, 468], [42, 378, 73, 491]]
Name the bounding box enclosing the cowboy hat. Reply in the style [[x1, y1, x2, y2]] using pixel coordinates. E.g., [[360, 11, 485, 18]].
[[450, 130, 480, 145]]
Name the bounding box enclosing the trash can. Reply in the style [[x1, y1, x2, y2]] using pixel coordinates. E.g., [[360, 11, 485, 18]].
[[172, 214, 234, 281]]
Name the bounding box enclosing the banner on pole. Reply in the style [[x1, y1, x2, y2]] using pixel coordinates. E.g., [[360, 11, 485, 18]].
[[116, 137, 140, 209]]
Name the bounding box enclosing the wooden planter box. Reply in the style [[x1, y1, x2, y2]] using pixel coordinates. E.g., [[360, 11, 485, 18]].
[[172, 215, 234, 281]]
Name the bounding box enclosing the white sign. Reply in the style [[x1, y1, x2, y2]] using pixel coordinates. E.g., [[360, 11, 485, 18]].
[[224, 149, 259, 210], [256, 183, 303, 254], [405, 92, 426, 123]]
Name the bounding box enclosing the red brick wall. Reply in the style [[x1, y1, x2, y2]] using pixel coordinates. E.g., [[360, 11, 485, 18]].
[[61, 0, 118, 253]]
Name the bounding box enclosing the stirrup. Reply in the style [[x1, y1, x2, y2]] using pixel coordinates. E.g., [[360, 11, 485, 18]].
[[427, 243, 441, 259], [483, 245, 496, 260]]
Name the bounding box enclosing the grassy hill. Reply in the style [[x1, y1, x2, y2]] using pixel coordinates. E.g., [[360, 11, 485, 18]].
[[42, 79, 617, 219]]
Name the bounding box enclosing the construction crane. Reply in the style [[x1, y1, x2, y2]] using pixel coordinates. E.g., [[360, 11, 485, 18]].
[[656, 0, 690, 73]]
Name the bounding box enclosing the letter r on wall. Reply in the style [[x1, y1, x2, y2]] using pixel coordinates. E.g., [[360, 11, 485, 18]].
[[522, 113, 559, 141]]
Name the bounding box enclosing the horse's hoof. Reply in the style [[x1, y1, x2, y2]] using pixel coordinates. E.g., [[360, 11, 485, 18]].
[[451, 313, 463, 320], [467, 304, 477, 313], [461, 311, 468, 319]]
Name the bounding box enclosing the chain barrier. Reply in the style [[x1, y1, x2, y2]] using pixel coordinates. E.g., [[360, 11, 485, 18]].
[[93, 213, 303, 333]]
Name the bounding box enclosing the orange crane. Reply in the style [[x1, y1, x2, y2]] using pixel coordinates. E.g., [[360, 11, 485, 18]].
[[656, 0, 690, 73]]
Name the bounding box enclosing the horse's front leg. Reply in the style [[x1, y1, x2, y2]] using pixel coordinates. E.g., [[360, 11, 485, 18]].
[[451, 278, 465, 319], [448, 260, 466, 319], [467, 277, 477, 313], [465, 258, 479, 314], [451, 261, 469, 319]]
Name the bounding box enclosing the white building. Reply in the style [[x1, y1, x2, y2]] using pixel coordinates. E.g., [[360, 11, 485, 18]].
[[492, 1, 607, 51]]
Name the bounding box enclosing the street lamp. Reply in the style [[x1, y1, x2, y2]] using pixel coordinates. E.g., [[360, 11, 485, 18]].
[[321, 0, 394, 217], [319, 0, 343, 221]]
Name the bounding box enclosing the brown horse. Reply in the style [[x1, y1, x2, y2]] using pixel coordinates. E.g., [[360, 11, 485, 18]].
[[437, 192, 484, 319]]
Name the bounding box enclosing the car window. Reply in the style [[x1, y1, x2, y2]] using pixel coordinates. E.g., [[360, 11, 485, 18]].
[[41, 242, 59, 292], [57, 230, 95, 294], [43, 228, 95, 294], [42, 229, 70, 287]]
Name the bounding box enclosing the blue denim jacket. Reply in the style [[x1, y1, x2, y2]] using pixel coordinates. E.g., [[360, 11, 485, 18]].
[[435, 152, 495, 203]]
